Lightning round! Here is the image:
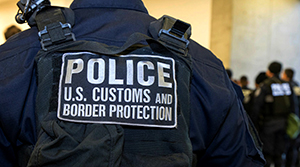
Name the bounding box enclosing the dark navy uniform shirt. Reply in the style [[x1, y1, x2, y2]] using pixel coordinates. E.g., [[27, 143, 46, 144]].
[[0, 0, 265, 166]]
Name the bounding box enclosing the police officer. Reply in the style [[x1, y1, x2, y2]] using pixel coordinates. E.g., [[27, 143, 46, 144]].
[[253, 61, 299, 167], [282, 68, 299, 88], [244, 72, 268, 130], [0, 0, 265, 166], [240, 75, 254, 113], [251, 72, 268, 127], [282, 68, 300, 167]]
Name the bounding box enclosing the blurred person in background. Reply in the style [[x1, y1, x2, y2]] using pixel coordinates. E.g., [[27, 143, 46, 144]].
[[253, 61, 299, 167], [282, 68, 300, 167], [244, 72, 267, 129], [4, 25, 21, 40], [240, 75, 253, 113]]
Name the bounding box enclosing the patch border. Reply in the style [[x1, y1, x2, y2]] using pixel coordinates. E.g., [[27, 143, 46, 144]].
[[57, 52, 178, 128]]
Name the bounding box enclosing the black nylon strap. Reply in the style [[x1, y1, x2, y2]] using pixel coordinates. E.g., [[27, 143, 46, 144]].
[[47, 22, 66, 42], [60, 32, 173, 57], [170, 20, 191, 37], [149, 15, 191, 56], [36, 7, 66, 31], [36, 7, 75, 51], [51, 32, 192, 73]]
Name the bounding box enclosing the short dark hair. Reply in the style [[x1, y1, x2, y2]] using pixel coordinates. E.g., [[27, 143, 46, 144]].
[[240, 75, 248, 85], [268, 61, 282, 75], [255, 72, 267, 84], [284, 68, 294, 80], [4, 25, 21, 40], [226, 69, 232, 79]]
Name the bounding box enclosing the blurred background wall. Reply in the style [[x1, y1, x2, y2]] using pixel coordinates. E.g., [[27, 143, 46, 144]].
[[230, 0, 300, 88], [0, 0, 300, 88], [0, 0, 212, 48]]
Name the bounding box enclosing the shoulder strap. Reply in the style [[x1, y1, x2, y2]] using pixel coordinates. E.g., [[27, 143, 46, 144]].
[[35, 8, 192, 58], [149, 15, 191, 56], [58, 32, 188, 64], [35, 7, 76, 51]]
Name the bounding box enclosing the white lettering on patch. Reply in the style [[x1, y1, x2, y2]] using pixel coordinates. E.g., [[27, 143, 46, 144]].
[[57, 52, 177, 128]]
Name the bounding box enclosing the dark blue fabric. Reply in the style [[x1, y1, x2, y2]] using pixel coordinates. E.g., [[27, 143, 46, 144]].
[[0, 0, 265, 166]]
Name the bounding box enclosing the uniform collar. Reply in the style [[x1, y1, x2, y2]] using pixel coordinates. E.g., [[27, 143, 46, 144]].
[[70, 0, 148, 14]]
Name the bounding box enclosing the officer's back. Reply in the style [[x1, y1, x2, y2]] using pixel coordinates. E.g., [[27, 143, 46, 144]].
[[0, 0, 266, 166]]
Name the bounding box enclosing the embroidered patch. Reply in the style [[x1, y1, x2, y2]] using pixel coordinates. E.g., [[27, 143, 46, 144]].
[[57, 52, 177, 128]]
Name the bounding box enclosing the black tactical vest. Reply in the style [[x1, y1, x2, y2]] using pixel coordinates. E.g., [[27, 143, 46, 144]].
[[263, 77, 292, 118], [26, 7, 194, 167]]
